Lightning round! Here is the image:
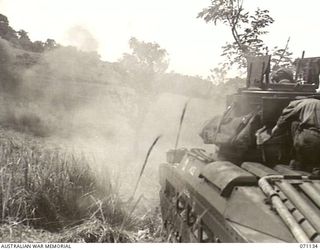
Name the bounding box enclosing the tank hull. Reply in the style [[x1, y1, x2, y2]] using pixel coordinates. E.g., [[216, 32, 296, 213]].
[[159, 150, 320, 243]]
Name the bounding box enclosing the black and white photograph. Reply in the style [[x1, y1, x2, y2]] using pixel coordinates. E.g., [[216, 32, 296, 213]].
[[0, 0, 320, 245]]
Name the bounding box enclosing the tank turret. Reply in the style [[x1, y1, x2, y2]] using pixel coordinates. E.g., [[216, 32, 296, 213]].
[[158, 55, 320, 243]]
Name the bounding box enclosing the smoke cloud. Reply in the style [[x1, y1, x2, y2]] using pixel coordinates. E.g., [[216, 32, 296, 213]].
[[65, 25, 99, 52], [0, 36, 225, 212]]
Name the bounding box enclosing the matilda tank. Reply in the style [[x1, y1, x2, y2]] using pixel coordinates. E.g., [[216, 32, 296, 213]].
[[159, 55, 320, 243]]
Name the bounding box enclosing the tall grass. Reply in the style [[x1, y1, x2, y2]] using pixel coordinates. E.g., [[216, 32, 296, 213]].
[[0, 126, 164, 242], [0, 127, 128, 236]]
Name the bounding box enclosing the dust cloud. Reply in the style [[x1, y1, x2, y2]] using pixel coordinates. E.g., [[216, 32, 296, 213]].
[[131, 93, 223, 206], [0, 33, 226, 210]]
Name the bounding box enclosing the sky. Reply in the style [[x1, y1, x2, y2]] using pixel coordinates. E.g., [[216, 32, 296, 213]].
[[0, 0, 320, 77]]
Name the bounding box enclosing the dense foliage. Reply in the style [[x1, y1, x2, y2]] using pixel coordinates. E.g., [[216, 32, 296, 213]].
[[198, 0, 293, 72]]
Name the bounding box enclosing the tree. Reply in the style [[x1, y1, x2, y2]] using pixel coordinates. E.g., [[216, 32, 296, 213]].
[[32, 41, 45, 52], [0, 13, 19, 46], [118, 37, 169, 155], [127, 37, 168, 74], [0, 13, 9, 27], [119, 37, 169, 92], [0, 13, 60, 53], [17, 29, 32, 50], [198, 0, 292, 71], [44, 39, 58, 50]]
